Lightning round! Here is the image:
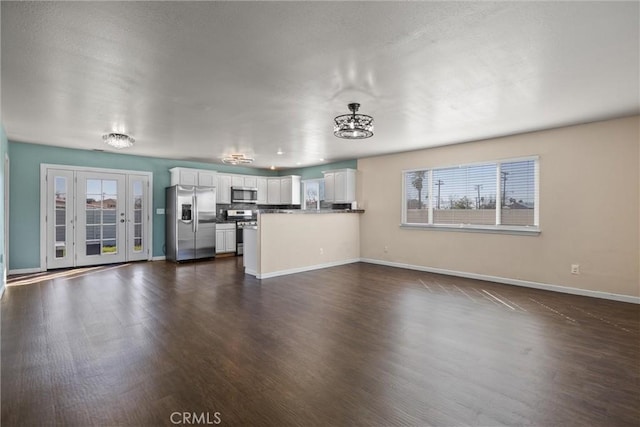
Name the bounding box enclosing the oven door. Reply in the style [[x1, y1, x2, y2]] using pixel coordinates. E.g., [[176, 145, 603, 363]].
[[231, 187, 258, 204]]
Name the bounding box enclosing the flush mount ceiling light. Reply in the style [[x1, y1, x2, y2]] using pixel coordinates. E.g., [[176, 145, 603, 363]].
[[102, 133, 135, 149], [222, 153, 254, 165], [334, 103, 374, 139]]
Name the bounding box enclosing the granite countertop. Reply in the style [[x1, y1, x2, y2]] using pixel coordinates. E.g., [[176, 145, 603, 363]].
[[259, 209, 365, 214]]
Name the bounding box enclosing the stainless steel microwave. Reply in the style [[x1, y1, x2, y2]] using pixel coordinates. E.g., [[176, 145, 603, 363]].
[[231, 187, 258, 203]]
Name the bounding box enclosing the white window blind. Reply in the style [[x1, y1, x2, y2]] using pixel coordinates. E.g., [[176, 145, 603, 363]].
[[432, 164, 496, 225], [405, 170, 429, 224], [402, 157, 539, 232], [499, 160, 536, 226]]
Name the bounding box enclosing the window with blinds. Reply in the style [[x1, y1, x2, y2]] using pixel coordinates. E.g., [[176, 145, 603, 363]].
[[402, 157, 538, 232], [405, 170, 429, 223]]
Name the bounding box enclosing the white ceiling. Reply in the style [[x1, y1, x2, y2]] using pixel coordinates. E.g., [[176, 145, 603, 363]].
[[2, 1, 638, 170]]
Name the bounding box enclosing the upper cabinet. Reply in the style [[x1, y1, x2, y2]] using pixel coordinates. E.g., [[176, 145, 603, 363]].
[[170, 167, 217, 188], [267, 176, 301, 205], [231, 175, 258, 189], [231, 175, 244, 188], [280, 176, 301, 205], [170, 167, 300, 206], [267, 178, 281, 204], [257, 177, 268, 204], [243, 176, 258, 188], [324, 168, 356, 203], [217, 174, 232, 204]]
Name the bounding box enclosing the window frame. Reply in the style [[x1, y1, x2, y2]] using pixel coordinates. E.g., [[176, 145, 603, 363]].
[[302, 178, 323, 210], [401, 156, 540, 235]]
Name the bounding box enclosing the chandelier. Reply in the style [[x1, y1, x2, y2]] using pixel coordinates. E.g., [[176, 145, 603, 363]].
[[222, 153, 254, 165], [334, 103, 374, 139], [102, 133, 135, 149]]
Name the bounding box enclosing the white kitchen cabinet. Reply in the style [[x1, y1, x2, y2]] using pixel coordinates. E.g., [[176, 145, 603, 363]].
[[267, 178, 281, 204], [231, 175, 244, 187], [198, 171, 217, 187], [170, 167, 217, 187], [243, 176, 258, 188], [279, 176, 301, 205], [323, 168, 356, 203], [266, 176, 301, 205], [217, 174, 231, 204], [280, 177, 292, 204], [324, 172, 334, 202], [257, 177, 268, 204], [216, 223, 236, 254], [224, 229, 236, 252]]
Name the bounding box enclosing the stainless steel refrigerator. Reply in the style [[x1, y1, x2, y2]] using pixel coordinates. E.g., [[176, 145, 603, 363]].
[[166, 185, 217, 261]]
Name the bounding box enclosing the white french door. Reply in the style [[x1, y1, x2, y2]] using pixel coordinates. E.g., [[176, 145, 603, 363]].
[[75, 171, 127, 266], [43, 166, 152, 269], [45, 169, 75, 269], [126, 174, 150, 262]]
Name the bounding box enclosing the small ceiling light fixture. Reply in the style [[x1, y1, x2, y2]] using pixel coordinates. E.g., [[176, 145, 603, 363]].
[[334, 103, 374, 139], [222, 153, 254, 165], [270, 165, 276, 170], [103, 133, 135, 149], [276, 148, 284, 155]]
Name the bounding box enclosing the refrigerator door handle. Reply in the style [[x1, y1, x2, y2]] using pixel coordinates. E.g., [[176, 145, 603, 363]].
[[193, 193, 198, 233]]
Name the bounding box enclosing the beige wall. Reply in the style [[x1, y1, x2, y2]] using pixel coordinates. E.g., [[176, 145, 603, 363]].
[[259, 213, 360, 276], [357, 116, 640, 298]]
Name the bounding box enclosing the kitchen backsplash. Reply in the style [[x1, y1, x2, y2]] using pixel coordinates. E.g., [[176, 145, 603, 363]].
[[216, 202, 350, 221], [216, 203, 301, 220]]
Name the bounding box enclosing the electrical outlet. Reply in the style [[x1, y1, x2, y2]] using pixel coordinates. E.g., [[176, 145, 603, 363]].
[[320, 248, 324, 255], [571, 264, 580, 275]]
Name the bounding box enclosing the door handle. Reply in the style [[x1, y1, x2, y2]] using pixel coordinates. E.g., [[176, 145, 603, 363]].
[[120, 219, 125, 223]]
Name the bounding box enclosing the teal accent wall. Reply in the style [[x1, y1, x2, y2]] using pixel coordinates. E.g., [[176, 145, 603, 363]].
[[280, 159, 357, 180], [7, 141, 278, 269], [0, 126, 7, 291], [7, 139, 357, 271]]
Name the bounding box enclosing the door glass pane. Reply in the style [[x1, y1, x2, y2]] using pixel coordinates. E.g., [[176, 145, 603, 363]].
[[86, 225, 101, 240], [86, 242, 100, 256], [102, 209, 117, 224], [86, 179, 101, 194], [84, 178, 120, 257], [54, 177, 67, 258], [102, 240, 117, 254], [87, 195, 101, 210], [103, 224, 116, 240], [55, 209, 66, 225], [102, 180, 117, 196], [56, 246, 66, 258], [86, 210, 100, 224], [132, 179, 144, 253]]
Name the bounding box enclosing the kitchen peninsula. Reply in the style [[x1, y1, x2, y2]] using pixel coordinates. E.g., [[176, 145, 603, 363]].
[[243, 210, 364, 279]]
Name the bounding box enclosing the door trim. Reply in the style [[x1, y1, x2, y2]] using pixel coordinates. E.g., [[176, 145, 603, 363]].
[[39, 164, 153, 271]]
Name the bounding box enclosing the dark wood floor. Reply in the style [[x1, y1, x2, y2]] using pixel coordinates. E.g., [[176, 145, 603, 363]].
[[2, 258, 639, 426]]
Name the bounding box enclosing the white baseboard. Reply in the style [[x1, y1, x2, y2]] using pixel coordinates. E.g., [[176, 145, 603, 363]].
[[8, 267, 43, 276], [257, 258, 360, 280], [151, 256, 166, 261], [360, 258, 640, 305]]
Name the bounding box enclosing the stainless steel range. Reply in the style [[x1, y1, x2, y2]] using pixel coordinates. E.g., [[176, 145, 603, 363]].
[[226, 209, 257, 255]]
